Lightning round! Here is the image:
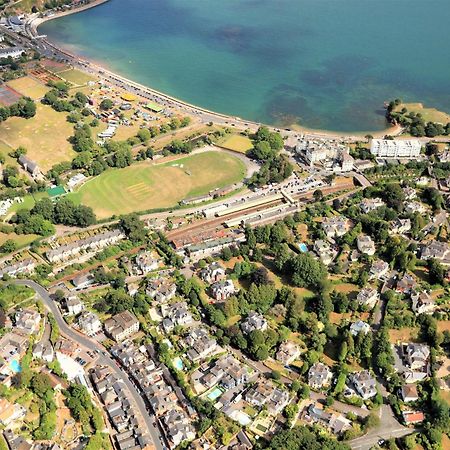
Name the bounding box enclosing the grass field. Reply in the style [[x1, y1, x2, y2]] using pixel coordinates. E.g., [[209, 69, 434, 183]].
[[397, 103, 450, 124], [6, 76, 49, 100], [389, 328, 420, 344], [0, 232, 38, 249], [0, 103, 75, 171], [68, 151, 246, 219], [219, 134, 253, 153], [58, 69, 95, 86], [7, 191, 49, 217]]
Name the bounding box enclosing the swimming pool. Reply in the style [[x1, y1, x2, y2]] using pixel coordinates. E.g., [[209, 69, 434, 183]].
[[10, 360, 22, 373], [298, 243, 308, 253], [207, 387, 223, 401], [173, 357, 184, 371]]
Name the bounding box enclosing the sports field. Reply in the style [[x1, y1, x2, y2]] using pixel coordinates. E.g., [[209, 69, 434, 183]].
[[6, 76, 49, 100], [58, 69, 96, 86], [219, 134, 253, 153], [0, 103, 75, 171], [69, 151, 246, 219]]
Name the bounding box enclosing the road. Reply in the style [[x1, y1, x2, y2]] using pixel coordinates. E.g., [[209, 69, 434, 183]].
[[12, 280, 166, 450], [349, 405, 411, 450]]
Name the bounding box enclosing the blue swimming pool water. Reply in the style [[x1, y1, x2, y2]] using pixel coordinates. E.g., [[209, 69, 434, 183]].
[[299, 243, 308, 253], [10, 360, 22, 373], [207, 387, 223, 401], [173, 357, 184, 371]]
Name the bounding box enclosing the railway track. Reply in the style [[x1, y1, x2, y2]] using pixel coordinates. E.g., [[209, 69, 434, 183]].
[[167, 181, 355, 242]]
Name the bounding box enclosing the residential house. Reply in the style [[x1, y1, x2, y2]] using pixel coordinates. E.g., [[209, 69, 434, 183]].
[[72, 273, 95, 290], [402, 187, 417, 200], [401, 385, 419, 403], [357, 234, 376, 256], [78, 311, 102, 336], [357, 287, 379, 309], [405, 201, 426, 215], [54, 339, 77, 356], [146, 278, 177, 303], [200, 262, 226, 283], [0, 331, 28, 367], [246, 380, 274, 408], [322, 216, 350, 238], [0, 398, 26, 426], [135, 251, 159, 274], [18, 155, 41, 178], [421, 241, 450, 264], [183, 327, 219, 362], [351, 371, 377, 400], [246, 380, 290, 415], [104, 311, 139, 342], [350, 320, 371, 336], [67, 173, 87, 191], [46, 229, 125, 263], [402, 411, 424, 425], [340, 150, 354, 172], [369, 259, 389, 280], [65, 296, 84, 315], [276, 341, 301, 366], [391, 218, 411, 234], [3, 430, 32, 450], [266, 387, 291, 415], [404, 343, 430, 373], [308, 362, 333, 390], [0, 258, 35, 278], [302, 404, 352, 435], [32, 342, 54, 362], [162, 409, 196, 448], [15, 309, 40, 334], [314, 240, 337, 265], [396, 273, 417, 294], [210, 279, 236, 302], [360, 197, 384, 213], [411, 291, 436, 315], [160, 302, 193, 331], [218, 356, 250, 389], [241, 311, 268, 334]]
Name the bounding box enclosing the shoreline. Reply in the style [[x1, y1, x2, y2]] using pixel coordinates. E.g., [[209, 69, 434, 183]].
[[29, 1, 401, 140]]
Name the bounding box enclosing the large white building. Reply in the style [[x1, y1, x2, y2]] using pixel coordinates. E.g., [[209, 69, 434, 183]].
[[370, 139, 422, 158], [0, 47, 24, 59]]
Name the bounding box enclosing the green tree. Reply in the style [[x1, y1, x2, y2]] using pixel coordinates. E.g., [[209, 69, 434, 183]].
[[99, 99, 113, 110]]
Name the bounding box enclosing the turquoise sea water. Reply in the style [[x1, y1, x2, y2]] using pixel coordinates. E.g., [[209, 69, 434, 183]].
[[40, 0, 450, 132]]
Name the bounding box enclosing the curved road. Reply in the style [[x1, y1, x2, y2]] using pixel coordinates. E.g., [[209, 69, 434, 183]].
[[12, 280, 166, 450]]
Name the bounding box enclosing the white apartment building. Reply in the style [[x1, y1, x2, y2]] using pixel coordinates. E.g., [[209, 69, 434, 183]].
[[370, 139, 422, 158]]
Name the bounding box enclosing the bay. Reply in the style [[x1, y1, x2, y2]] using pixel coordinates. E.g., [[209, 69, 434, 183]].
[[40, 0, 450, 132]]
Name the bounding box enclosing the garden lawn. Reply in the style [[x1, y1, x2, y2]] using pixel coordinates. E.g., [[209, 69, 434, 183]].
[[6, 76, 49, 100], [69, 151, 246, 219], [0, 103, 75, 171], [219, 134, 253, 153]]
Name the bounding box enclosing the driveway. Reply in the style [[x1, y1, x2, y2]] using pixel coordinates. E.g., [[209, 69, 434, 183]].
[[13, 280, 167, 450]]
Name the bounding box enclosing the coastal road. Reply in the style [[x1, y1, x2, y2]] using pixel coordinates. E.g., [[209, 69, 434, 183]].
[[12, 279, 167, 450]]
